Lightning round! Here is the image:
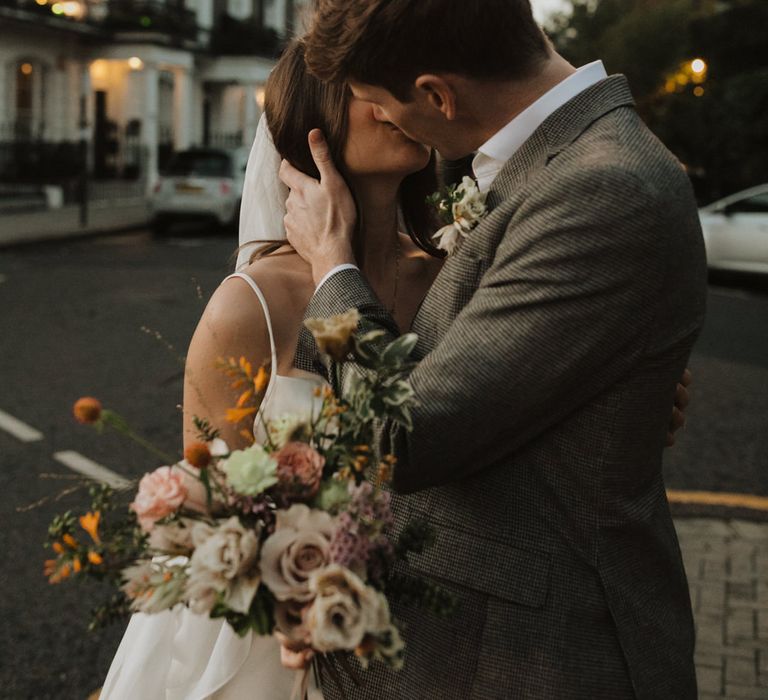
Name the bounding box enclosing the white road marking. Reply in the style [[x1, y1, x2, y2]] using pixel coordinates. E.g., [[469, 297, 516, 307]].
[[53, 450, 133, 490], [0, 409, 44, 442]]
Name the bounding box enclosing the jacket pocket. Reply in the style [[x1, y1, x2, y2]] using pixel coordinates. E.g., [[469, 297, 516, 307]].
[[405, 521, 551, 609]]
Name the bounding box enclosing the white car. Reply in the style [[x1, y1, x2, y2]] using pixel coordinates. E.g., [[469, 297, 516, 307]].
[[150, 147, 249, 234], [699, 184, 768, 274]]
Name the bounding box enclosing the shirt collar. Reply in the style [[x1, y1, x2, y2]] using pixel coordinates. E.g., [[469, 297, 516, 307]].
[[472, 61, 608, 191]]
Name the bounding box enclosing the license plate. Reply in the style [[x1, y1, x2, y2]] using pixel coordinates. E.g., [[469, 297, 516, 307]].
[[175, 183, 204, 193]]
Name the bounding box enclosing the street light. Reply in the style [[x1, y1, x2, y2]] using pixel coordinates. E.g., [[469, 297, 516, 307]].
[[691, 58, 707, 76]]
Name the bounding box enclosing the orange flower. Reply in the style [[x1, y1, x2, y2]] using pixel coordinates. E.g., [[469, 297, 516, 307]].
[[59, 563, 72, 580], [73, 397, 102, 424], [79, 511, 101, 544], [62, 533, 78, 549], [72, 558, 82, 573], [184, 441, 211, 469], [226, 407, 257, 424], [44, 559, 58, 576], [88, 551, 103, 565], [52, 541, 64, 554], [237, 389, 254, 408], [239, 356, 253, 377], [254, 365, 269, 394]]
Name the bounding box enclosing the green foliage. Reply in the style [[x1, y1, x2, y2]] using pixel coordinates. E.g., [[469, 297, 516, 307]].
[[547, 0, 768, 202], [394, 518, 437, 560], [211, 587, 275, 637], [194, 416, 221, 443], [386, 571, 459, 619]]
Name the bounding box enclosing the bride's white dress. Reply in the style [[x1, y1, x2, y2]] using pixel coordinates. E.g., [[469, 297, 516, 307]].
[[101, 272, 326, 700]]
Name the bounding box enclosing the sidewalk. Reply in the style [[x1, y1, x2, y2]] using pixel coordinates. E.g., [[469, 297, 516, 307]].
[[0, 198, 150, 248], [676, 517, 768, 698]]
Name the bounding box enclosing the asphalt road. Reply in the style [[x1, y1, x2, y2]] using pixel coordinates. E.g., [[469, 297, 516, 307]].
[[0, 229, 766, 699]]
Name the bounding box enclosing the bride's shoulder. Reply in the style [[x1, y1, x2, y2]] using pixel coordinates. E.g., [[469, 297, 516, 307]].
[[201, 251, 313, 338]]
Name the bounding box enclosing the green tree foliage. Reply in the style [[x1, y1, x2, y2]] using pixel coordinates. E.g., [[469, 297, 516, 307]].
[[546, 0, 768, 202]]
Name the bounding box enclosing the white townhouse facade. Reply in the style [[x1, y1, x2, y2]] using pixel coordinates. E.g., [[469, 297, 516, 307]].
[[0, 0, 310, 198]]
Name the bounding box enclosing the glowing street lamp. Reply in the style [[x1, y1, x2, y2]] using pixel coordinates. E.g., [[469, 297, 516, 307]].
[[128, 57, 144, 71], [691, 58, 707, 76]]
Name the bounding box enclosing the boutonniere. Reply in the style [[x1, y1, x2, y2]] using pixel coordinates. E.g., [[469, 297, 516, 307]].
[[426, 176, 488, 255]]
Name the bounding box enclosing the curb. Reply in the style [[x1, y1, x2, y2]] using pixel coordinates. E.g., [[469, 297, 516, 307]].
[[0, 220, 150, 250]]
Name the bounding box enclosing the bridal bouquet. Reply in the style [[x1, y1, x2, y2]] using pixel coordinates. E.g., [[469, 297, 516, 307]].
[[44, 310, 454, 677]]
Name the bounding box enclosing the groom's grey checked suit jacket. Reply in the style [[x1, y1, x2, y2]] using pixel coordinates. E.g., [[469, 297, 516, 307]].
[[296, 76, 707, 699]]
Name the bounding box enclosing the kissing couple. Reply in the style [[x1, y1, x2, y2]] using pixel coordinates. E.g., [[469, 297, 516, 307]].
[[101, 1, 706, 698]]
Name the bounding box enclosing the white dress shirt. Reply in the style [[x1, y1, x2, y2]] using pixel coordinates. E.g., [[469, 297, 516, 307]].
[[472, 60, 607, 192], [318, 61, 608, 290]]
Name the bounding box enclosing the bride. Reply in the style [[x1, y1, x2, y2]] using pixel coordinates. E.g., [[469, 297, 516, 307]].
[[99, 38, 443, 700]]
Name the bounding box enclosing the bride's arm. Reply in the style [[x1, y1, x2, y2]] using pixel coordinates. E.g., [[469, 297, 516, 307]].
[[183, 278, 272, 452]]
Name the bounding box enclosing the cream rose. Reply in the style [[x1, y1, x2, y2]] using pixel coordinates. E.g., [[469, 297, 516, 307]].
[[260, 504, 335, 602], [305, 564, 384, 652], [303, 309, 360, 361], [130, 466, 188, 532], [186, 516, 261, 614], [148, 518, 195, 555]]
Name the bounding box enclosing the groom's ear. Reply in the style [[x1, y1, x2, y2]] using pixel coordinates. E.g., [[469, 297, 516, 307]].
[[414, 74, 457, 121]]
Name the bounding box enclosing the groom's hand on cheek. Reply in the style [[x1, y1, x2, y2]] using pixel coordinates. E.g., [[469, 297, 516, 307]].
[[280, 129, 357, 286]]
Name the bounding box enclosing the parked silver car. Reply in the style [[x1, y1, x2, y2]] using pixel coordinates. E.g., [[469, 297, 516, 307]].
[[700, 184, 768, 274], [150, 147, 248, 234]]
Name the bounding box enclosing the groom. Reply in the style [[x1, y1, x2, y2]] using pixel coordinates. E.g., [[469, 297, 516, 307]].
[[280, 1, 706, 698]]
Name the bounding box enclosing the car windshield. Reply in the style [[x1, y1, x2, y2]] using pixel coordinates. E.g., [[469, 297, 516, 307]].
[[165, 152, 233, 177]]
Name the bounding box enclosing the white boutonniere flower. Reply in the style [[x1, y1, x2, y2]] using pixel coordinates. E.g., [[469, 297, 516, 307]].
[[427, 176, 488, 255]]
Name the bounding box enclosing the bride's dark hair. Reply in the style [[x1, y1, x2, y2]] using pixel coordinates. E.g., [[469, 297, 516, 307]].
[[250, 38, 442, 261]]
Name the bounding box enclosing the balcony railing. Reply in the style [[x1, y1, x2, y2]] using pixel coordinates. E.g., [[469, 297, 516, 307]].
[[0, 0, 198, 42], [208, 13, 281, 57], [101, 0, 198, 41]]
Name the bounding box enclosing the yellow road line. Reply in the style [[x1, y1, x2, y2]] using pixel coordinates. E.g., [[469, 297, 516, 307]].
[[667, 489, 768, 512]]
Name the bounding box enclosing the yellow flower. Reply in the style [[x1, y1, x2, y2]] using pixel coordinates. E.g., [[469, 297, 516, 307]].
[[80, 511, 101, 544], [88, 551, 103, 566]]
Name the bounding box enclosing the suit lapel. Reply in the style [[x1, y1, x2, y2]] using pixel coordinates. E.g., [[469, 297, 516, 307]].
[[412, 75, 637, 341]]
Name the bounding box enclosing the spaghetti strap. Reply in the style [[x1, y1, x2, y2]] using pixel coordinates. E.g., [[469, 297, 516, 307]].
[[223, 272, 278, 373]]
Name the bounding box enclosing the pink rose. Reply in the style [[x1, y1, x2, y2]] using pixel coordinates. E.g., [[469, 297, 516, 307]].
[[130, 466, 187, 532], [275, 442, 325, 501]]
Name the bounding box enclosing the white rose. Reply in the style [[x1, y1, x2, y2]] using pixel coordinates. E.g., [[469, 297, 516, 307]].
[[260, 504, 336, 603], [432, 223, 463, 254]]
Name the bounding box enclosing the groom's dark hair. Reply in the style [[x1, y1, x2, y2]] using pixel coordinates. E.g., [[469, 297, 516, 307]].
[[305, 0, 549, 100]]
